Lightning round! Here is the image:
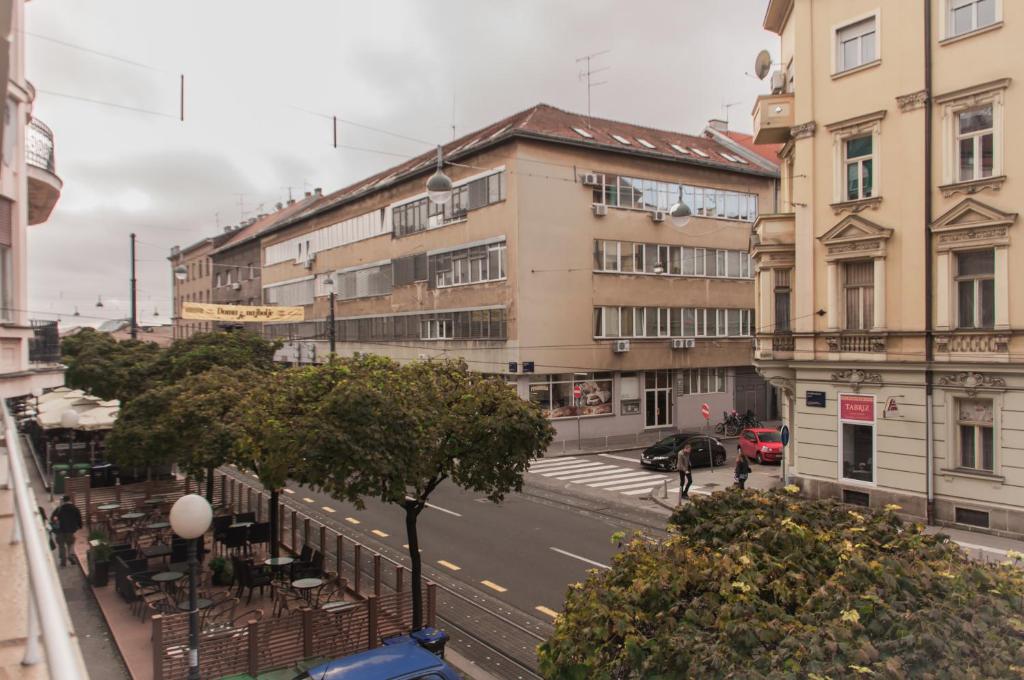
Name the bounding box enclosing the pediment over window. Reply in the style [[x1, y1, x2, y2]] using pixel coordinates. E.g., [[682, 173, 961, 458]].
[[818, 214, 893, 260], [931, 198, 1016, 251]]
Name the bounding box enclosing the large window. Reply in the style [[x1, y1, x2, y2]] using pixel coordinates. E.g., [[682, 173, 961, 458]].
[[774, 269, 791, 332], [264, 209, 387, 266], [843, 261, 874, 330], [839, 394, 875, 484], [836, 15, 877, 73], [264, 278, 316, 306], [645, 370, 673, 428], [529, 373, 613, 419], [335, 263, 393, 300], [593, 174, 758, 223], [594, 240, 752, 279], [956, 250, 994, 329], [957, 398, 994, 472], [678, 368, 726, 395], [956, 105, 994, 182], [393, 171, 505, 237], [594, 306, 753, 338], [844, 136, 874, 200], [431, 241, 506, 288], [949, 0, 997, 37], [263, 307, 507, 343]]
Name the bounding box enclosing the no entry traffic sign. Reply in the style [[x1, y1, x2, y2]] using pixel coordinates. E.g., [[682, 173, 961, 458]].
[[573, 384, 582, 399], [701, 402, 710, 420]]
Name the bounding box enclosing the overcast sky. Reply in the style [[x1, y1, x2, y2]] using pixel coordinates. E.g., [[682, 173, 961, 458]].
[[25, 0, 778, 328]]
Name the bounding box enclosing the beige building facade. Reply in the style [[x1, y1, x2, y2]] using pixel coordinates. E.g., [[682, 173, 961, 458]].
[[259, 105, 778, 444], [169, 235, 227, 340], [753, 0, 1024, 536]]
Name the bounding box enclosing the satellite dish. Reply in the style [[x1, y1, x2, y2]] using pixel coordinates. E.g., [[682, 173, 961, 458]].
[[754, 50, 773, 80]]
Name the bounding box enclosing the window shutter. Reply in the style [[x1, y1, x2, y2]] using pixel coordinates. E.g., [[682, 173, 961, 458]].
[[0, 198, 12, 246]]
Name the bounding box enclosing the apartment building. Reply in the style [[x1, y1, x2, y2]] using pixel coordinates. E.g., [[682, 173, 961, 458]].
[[169, 233, 229, 340], [752, 0, 1024, 536], [0, 0, 64, 397], [259, 104, 778, 444], [209, 193, 322, 331]]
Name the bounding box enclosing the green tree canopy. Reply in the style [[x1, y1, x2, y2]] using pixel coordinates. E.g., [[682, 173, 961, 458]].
[[304, 357, 555, 629], [61, 328, 163, 402], [538, 490, 1024, 679], [154, 329, 280, 383], [103, 380, 182, 472]]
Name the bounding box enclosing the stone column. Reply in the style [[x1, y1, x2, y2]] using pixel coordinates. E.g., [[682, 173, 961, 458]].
[[872, 257, 886, 331], [935, 251, 951, 330], [995, 245, 1009, 330], [826, 261, 839, 331]]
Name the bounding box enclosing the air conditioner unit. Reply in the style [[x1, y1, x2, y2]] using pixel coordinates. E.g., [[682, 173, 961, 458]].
[[671, 338, 687, 350], [592, 203, 608, 217], [581, 173, 603, 187], [770, 70, 786, 94], [683, 338, 696, 349], [612, 339, 631, 353], [231, 282, 241, 291], [651, 210, 666, 223]]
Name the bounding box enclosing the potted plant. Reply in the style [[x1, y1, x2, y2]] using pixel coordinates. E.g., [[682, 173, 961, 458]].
[[86, 535, 114, 587], [209, 556, 233, 586]]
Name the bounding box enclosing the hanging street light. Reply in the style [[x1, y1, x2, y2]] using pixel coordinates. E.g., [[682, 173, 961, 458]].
[[95, 295, 104, 308], [669, 200, 692, 229], [426, 145, 453, 205], [173, 265, 188, 281]]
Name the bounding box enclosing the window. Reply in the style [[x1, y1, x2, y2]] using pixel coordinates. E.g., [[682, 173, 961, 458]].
[[836, 16, 877, 73], [949, 0, 997, 37], [636, 138, 656, 149], [844, 261, 874, 330], [592, 174, 758, 223], [839, 394, 875, 484], [610, 134, 631, 145], [956, 105, 994, 182], [774, 269, 792, 332], [955, 250, 994, 329], [594, 306, 753, 338], [264, 209, 387, 266], [420, 317, 453, 340], [669, 143, 690, 155], [844, 136, 873, 200], [529, 373, 612, 419], [678, 368, 726, 395], [393, 171, 505, 237], [957, 398, 994, 472], [571, 127, 593, 139], [430, 241, 506, 289], [644, 370, 673, 427], [337, 263, 393, 300]]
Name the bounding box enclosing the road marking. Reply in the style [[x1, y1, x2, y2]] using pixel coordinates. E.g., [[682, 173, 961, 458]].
[[345, 517, 360, 525], [540, 463, 608, 477], [599, 453, 643, 463], [425, 502, 462, 517], [531, 462, 600, 474], [303, 497, 315, 503], [605, 479, 671, 491], [282, 488, 295, 495], [535, 605, 560, 619], [587, 473, 662, 487], [437, 560, 461, 571], [554, 466, 622, 480], [550, 547, 610, 569], [621, 486, 659, 496], [554, 468, 638, 482], [531, 460, 594, 471], [322, 506, 336, 513], [402, 544, 423, 552], [481, 580, 507, 593], [530, 457, 579, 466], [371, 529, 389, 538]]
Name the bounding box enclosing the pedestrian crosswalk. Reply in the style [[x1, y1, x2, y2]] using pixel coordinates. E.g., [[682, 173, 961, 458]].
[[528, 456, 703, 498]]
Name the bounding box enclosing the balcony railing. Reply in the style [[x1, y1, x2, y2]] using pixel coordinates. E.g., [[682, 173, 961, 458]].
[[771, 333, 795, 352], [29, 320, 61, 363], [935, 332, 1010, 354], [826, 333, 887, 353], [26, 118, 56, 174]]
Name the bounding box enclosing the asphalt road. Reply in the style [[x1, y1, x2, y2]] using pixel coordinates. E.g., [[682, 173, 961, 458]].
[[275, 473, 660, 624]]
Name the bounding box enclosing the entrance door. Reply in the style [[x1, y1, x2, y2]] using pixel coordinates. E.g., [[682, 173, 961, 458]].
[[645, 370, 673, 428]]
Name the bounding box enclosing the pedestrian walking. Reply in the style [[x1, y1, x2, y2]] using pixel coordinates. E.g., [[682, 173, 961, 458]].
[[50, 495, 82, 567], [677, 443, 693, 503], [734, 452, 751, 490]]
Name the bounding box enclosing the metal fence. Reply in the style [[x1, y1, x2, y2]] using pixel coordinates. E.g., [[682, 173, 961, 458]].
[[26, 118, 56, 174]]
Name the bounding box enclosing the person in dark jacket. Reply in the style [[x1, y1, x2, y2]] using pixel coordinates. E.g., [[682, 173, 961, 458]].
[[734, 453, 751, 490], [50, 495, 82, 567], [676, 444, 693, 503]]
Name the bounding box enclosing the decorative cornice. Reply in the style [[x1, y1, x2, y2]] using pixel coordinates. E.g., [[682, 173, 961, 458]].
[[825, 110, 887, 132], [896, 90, 929, 112], [936, 226, 1008, 246], [937, 371, 1007, 396], [831, 368, 882, 392], [934, 78, 1011, 105], [830, 196, 883, 216], [938, 175, 1006, 198], [790, 121, 816, 140]]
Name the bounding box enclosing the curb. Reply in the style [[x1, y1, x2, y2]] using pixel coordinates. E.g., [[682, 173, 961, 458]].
[[445, 647, 505, 680]]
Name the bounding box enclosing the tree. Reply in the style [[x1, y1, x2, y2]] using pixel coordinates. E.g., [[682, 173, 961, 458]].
[[61, 328, 163, 402], [306, 358, 555, 630], [104, 381, 182, 477], [538, 489, 1024, 679], [155, 329, 280, 383]]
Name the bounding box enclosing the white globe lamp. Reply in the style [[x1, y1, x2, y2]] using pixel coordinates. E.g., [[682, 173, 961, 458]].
[[169, 494, 213, 539]]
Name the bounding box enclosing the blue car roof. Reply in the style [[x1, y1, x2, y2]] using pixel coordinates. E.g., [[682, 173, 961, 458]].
[[305, 640, 447, 679]]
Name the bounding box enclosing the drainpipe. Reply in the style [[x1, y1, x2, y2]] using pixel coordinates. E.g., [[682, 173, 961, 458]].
[[923, 0, 935, 524]]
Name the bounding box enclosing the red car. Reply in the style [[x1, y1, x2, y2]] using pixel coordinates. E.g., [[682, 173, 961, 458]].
[[737, 428, 784, 464]]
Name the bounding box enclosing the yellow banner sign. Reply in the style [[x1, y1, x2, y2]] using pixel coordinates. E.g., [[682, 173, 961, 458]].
[[181, 302, 305, 322]]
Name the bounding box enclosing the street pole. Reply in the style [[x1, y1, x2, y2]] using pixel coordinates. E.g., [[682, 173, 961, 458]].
[[186, 538, 199, 680], [328, 290, 336, 355], [129, 233, 138, 340]]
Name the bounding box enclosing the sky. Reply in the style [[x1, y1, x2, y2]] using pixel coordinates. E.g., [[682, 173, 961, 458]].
[[24, 0, 779, 328]]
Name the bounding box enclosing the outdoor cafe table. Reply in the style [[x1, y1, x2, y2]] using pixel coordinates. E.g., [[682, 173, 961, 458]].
[[121, 512, 146, 521], [264, 556, 294, 582], [96, 503, 120, 511], [177, 598, 213, 612], [229, 522, 253, 529], [151, 570, 184, 595], [291, 578, 324, 605], [141, 544, 172, 562], [145, 522, 170, 530]]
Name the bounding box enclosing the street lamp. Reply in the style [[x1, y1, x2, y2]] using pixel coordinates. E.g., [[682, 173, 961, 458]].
[[169, 494, 212, 680], [322, 274, 336, 355], [669, 200, 692, 229], [173, 265, 188, 281], [426, 145, 453, 205]]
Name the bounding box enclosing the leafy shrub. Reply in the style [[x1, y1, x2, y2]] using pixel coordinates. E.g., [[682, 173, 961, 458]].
[[538, 489, 1024, 679]]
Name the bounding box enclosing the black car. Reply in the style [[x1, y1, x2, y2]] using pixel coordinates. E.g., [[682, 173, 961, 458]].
[[640, 433, 727, 470]]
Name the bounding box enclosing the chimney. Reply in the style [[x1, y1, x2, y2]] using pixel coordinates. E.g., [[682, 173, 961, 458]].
[[708, 118, 728, 132], [275, 202, 284, 210], [304, 191, 312, 198], [287, 198, 295, 206], [313, 187, 322, 196]]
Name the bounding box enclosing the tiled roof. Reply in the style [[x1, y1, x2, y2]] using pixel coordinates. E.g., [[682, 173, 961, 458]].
[[274, 103, 779, 234], [212, 194, 323, 255], [723, 130, 783, 164]]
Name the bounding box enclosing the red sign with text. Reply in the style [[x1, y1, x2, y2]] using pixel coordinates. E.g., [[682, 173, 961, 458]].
[[839, 394, 875, 422]]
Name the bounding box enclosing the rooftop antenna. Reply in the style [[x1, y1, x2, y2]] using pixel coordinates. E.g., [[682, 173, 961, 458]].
[[233, 192, 247, 220], [451, 86, 457, 140], [722, 101, 742, 129], [575, 49, 610, 127], [280, 186, 295, 202]]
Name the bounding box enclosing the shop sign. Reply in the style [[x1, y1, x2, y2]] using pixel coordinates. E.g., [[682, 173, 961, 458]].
[[839, 394, 875, 423]]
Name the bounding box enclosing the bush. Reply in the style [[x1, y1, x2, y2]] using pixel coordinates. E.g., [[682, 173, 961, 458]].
[[538, 489, 1024, 679]]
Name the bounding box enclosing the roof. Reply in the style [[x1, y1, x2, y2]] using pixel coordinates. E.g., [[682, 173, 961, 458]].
[[722, 130, 783, 165], [263, 103, 780, 241], [211, 193, 323, 256], [170, 231, 233, 260]]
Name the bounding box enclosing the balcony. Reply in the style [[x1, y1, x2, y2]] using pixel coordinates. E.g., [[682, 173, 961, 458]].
[[935, 331, 1010, 362], [26, 118, 62, 225], [752, 93, 794, 145], [28, 319, 61, 364], [825, 332, 887, 354]]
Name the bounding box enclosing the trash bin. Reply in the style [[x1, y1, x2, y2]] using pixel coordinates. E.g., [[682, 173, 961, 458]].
[[89, 463, 114, 488], [72, 462, 92, 477], [51, 463, 70, 494], [411, 627, 449, 658]]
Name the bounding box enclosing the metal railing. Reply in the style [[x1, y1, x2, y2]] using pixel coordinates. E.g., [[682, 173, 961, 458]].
[[29, 320, 61, 364], [2, 399, 87, 677], [26, 118, 56, 174]]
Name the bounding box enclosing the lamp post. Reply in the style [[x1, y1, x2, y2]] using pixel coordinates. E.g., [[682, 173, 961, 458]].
[[58, 409, 78, 502], [573, 372, 588, 450], [169, 494, 212, 680], [322, 274, 336, 355], [129, 233, 138, 340]]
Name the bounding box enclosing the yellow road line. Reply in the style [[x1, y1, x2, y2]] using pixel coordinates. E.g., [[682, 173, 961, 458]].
[[481, 580, 507, 593], [322, 507, 336, 513], [345, 517, 361, 525], [402, 544, 422, 552], [535, 605, 559, 619], [371, 529, 389, 538], [303, 497, 315, 503], [282, 488, 295, 495], [437, 560, 461, 571]]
